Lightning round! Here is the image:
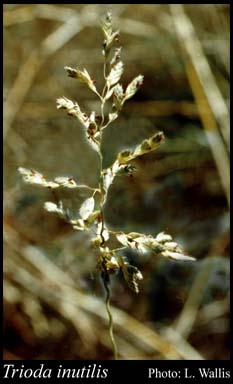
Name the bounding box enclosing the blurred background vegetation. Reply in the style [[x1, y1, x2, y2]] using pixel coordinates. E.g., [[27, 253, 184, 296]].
[[3, 4, 230, 360]]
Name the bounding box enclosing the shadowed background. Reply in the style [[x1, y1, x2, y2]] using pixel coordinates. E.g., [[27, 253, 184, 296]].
[[3, 4, 230, 360]]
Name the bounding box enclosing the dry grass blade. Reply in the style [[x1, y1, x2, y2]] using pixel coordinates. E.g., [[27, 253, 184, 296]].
[[170, 4, 230, 207], [197, 297, 229, 326], [173, 258, 214, 339], [4, 5, 74, 26], [170, 5, 229, 150], [161, 327, 205, 360], [4, 5, 36, 26]]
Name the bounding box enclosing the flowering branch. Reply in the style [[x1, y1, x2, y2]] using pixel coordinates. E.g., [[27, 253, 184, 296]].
[[18, 12, 195, 360]]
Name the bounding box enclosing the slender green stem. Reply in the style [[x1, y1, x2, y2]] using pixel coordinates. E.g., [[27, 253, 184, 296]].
[[94, 90, 103, 101], [100, 59, 111, 129], [101, 122, 111, 131], [99, 142, 118, 358], [100, 102, 105, 128], [112, 246, 127, 252], [97, 49, 119, 360], [76, 184, 100, 192], [103, 59, 108, 81], [103, 276, 118, 360], [98, 134, 106, 245]]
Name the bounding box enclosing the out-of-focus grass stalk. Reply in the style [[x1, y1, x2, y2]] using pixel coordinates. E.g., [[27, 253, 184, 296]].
[[170, 4, 230, 208]]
